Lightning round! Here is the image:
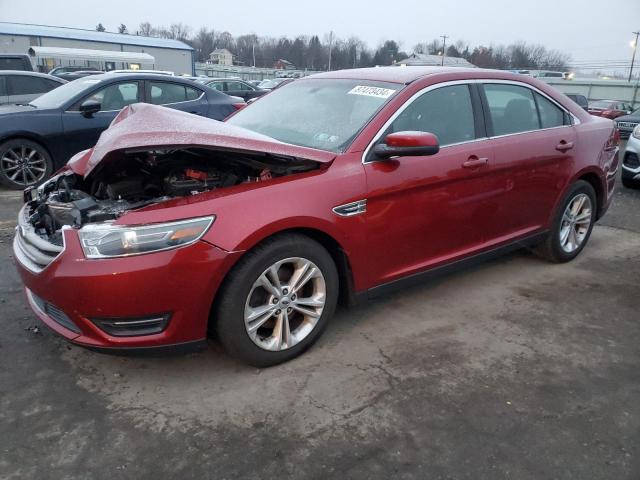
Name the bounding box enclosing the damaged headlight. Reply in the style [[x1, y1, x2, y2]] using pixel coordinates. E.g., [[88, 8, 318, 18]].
[[78, 216, 214, 259]]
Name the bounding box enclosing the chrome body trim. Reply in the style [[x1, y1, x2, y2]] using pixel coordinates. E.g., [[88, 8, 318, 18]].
[[332, 199, 367, 217]]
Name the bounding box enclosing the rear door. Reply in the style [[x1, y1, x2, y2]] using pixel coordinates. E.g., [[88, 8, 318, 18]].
[[479, 81, 576, 237], [225, 80, 260, 100], [61, 80, 142, 158], [7, 75, 59, 105], [146, 80, 208, 116]]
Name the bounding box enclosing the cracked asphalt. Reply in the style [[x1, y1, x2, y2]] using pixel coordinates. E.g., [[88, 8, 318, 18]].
[[1, 166, 639, 479]]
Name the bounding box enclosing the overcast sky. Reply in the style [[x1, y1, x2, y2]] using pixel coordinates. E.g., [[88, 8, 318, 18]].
[[1, 0, 639, 67]]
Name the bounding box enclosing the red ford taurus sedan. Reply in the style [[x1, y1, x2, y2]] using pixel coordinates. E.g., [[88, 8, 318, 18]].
[[14, 67, 619, 366]]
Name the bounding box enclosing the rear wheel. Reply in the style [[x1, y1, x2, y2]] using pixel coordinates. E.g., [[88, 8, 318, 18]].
[[534, 180, 596, 263], [0, 138, 53, 189], [215, 234, 338, 367]]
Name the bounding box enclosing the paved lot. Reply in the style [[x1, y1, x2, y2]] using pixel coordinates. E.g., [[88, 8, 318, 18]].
[[1, 170, 639, 479]]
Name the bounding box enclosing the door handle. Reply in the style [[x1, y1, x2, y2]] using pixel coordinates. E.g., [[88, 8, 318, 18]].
[[462, 156, 488, 168], [555, 141, 574, 152]]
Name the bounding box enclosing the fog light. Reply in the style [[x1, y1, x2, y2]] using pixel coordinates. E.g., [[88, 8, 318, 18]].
[[90, 313, 171, 337]]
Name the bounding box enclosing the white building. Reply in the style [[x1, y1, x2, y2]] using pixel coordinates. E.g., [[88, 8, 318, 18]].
[[0, 22, 195, 75], [398, 53, 476, 68], [208, 49, 233, 66]]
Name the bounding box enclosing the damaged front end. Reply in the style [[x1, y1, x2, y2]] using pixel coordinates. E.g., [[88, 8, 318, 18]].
[[19, 145, 322, 263]]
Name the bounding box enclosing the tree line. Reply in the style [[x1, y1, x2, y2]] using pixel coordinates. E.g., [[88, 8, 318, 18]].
[[96, 22, 570, 71]]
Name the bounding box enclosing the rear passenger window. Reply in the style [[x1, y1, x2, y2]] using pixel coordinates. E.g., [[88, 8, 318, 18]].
[[387, 84, 476, 146], [535, 93, 566, 129], [483, 84, 538, 136], [185, 85, 202, 100]]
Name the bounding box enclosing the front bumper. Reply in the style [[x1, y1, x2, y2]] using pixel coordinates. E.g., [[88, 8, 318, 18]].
[[622, 135, 640, 181], [13, 213, 242, 350]]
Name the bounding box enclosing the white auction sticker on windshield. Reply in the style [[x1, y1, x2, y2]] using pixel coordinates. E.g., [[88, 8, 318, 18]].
[[348, 85, 396, 99]]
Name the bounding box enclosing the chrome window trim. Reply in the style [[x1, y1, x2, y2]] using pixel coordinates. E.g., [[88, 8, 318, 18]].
[[361, 78, 579, 165]]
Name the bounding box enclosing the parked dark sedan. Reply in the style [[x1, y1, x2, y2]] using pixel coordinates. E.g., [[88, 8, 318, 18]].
[[197, 78, 267, 101], [614, 107, 640, 139], [0, 73, 245, 189], [0, 71, 66, 106]]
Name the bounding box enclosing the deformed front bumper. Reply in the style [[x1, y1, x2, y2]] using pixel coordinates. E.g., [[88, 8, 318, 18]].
[[13, 208, 242, 351]]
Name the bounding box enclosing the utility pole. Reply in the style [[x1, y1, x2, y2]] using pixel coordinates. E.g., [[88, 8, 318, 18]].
[[252, 43, 256, 68], [328, 31, 334, 71], [440, 35, 449, 66], [630, 31, 639, 83]]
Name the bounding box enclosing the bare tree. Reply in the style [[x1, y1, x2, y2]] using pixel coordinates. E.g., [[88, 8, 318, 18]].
[[96, 23, 105, 32], [118, 24, 128, 34], [138, 22, 153, 37]]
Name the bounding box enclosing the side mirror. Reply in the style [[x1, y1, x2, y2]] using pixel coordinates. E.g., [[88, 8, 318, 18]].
[[80, 100, 101, 118], [373, 131, 440, 159]]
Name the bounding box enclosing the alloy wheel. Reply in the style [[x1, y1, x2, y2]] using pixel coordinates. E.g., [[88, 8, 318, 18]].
[[0, 145, 47, 186], [244, 257, 326, 351], [559, 193, 592, 253]]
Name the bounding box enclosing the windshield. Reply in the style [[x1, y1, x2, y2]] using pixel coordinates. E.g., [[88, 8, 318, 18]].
[[30, 77, 103, 109], [228, 79, 400, 153]]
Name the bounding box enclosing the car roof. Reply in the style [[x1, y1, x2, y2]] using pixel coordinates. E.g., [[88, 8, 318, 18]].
[[307, 66, 483, 84], [0, 70, 65, 81]]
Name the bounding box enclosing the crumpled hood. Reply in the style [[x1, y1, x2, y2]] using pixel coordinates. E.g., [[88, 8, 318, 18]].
[[80, 103, 335, 177]]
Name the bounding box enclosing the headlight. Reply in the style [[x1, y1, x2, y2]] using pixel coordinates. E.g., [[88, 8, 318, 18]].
[[78, 216, 214, 259], [633, 124, 640, 140]]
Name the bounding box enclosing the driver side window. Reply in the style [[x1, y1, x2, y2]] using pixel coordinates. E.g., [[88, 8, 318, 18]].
[[83, 82, 139, 111], [387, 84, 476, 147]]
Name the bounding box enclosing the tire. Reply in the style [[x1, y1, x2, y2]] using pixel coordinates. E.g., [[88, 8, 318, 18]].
[[622, 176, 640, 189], [0, 138, 53, 189], [534, 180, 597, 263], [215, 233, 339, 367]]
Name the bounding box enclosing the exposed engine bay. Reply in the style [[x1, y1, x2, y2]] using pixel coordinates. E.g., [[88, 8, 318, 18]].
[[24, 147, 320, 246]]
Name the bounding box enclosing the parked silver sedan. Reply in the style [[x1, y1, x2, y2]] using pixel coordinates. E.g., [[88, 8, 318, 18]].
[[0, 71, 66, 106]]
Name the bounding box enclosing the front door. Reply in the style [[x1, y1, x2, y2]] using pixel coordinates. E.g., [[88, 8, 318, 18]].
[[364, 83, 496, 286], [61, 80, 141, 159]]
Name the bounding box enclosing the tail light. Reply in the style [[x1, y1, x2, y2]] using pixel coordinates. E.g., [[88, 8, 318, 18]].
[[224, 103, 246, 121]]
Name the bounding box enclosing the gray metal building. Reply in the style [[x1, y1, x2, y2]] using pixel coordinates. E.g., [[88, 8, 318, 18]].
[[0, 22, 194, 75]]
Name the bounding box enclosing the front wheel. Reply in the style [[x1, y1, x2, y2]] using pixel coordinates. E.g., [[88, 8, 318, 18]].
[[215, 234, 339, 367], [0, 138, 53, 189], [534, 180, 596, 263]]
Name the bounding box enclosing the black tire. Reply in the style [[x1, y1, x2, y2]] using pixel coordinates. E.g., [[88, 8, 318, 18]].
[[0, 138, 53, 189], [214, 233, 339, 367], [534, 180, 597, 263], [622, 176, 640, 189]]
